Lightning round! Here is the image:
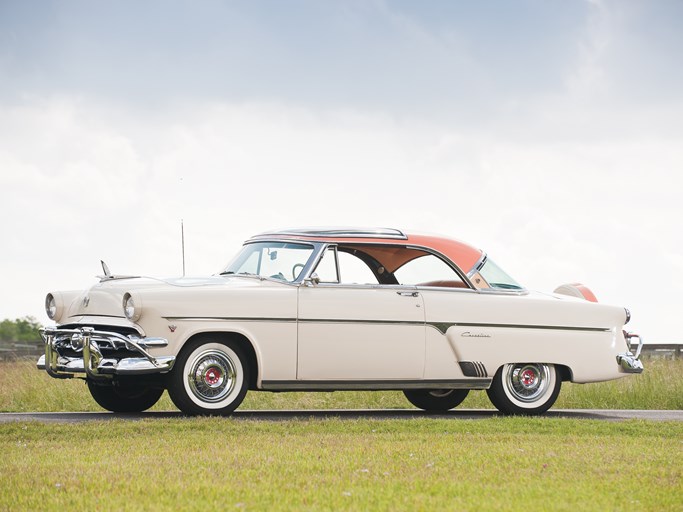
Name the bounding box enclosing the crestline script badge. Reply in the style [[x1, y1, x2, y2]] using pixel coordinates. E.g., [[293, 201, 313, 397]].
[[461, 331, 491, 338]]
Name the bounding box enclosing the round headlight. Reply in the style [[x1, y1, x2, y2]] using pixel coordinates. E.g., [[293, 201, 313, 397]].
[[45, 293, 57, 320], [123, 293, 141, 322], [45, 292, 66, 322]]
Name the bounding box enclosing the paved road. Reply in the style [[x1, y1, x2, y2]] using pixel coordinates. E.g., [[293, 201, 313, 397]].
[[0, 409, 681, 423]]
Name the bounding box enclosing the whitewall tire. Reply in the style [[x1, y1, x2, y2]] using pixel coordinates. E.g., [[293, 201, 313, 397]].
[[168, 338, 249, 415], [486, 363, 561, 415]]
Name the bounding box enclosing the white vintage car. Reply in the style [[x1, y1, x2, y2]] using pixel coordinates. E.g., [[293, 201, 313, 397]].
[[38, 228, 643, 415]]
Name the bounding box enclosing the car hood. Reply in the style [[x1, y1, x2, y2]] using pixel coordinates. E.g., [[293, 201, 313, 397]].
[[59, 275, 287, 323]]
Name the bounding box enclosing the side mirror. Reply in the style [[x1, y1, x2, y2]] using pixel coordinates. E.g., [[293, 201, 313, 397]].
[[303, 273, 321, 286]]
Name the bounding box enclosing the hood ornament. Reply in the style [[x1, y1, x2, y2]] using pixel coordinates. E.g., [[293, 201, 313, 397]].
[[101, 260, 112, 278], [97, 260, 113, 281], [96, 260, 139, 282]]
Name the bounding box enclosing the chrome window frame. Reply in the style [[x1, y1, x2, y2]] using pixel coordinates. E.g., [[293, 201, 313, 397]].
[[300, 241, 477, 291], [230, 238, 527, 296], [468, 254, 527, 295], [221, 239, 323, 286], [311, 245, 342, 284], [253, 227, 408, 240]]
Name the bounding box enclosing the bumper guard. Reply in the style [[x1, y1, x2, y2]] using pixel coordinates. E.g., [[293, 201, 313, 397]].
[[616, 332, 644, 374], [37, 327, 175, 379]]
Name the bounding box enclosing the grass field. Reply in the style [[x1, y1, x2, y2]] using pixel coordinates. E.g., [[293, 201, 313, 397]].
[[1, 417, 681, 511], [1, 359, 681, 510], [1, 358, 681, 413]]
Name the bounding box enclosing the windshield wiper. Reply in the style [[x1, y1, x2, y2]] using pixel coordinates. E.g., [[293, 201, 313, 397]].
[[222, 271, 257, 277]]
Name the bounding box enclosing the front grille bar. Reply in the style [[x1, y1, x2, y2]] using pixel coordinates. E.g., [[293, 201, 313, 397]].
[[39, 327, 173, 378]]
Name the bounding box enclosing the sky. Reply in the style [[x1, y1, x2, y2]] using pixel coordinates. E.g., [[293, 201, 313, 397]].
[[1, 0, 681, 342]]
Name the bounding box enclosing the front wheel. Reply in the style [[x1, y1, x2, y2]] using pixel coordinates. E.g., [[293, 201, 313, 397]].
[[486, 363, 561, 415], [168, 338, 249, 415], [87, 380, 164, 412], [403, 389, 470, 411]]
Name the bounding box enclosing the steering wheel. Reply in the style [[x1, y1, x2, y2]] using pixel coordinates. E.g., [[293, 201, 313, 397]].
[[292, 263, 305, 280]]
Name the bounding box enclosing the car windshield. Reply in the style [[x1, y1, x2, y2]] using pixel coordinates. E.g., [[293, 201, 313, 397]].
[[478, 258, 523, 290], [220, 242, 315, 282]]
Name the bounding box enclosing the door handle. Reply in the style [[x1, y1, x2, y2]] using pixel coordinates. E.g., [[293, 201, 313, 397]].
[[396, 291, 419, 297]]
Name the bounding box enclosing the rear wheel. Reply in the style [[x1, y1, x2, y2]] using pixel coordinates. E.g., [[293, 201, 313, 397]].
[[168, 337, 249, 415], [403, 389, 470, 411], [87, 380, 164, 412], [486, 363, 561, 415]]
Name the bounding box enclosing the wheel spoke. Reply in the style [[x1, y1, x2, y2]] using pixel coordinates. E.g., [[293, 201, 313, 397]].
[[505, 364, 550, 403], [188, 350, 236, 403]]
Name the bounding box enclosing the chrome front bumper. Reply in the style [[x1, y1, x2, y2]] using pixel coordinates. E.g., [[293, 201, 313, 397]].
[[38, 327, 175, 379], [616, 332, 644, 374]]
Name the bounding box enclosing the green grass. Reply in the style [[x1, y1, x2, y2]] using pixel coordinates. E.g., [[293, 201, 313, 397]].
[[1, 358, 681, 413], [2, 360, 681, 510], [1, 418, 681, 511]]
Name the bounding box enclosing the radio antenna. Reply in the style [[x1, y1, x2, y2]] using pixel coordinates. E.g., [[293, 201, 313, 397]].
[[181, 219, 186, 277]]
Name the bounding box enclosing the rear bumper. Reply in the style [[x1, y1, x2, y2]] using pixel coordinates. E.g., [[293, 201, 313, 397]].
[[38, 327, 175, 378], [616, 332, 644, 374]]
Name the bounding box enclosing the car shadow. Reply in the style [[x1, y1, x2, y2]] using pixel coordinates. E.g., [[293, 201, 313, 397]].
[[0, 408, 646, 423]]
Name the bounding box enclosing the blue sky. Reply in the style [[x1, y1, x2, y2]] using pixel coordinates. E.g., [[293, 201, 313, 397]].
[[1, 0, 682, 342], [5, 1, 681, 114]]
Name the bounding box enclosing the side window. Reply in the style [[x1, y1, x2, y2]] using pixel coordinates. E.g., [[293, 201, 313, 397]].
[[338, 252, 379, 285], [314, 247, 340, 283], [313, 248, 379, 285], [394, 254, 465, 287]]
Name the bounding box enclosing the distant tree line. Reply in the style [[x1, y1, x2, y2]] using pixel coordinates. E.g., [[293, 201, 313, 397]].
[[0, 317, 43, 342]]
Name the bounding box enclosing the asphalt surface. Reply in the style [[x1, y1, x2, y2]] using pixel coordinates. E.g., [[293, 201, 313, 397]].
[[0, 409, 681, 423]]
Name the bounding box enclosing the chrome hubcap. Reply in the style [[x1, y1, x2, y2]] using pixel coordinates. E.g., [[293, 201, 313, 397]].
[[520, 368, 538, 387], [506, 364, 550, 403], [204, 367, 223, 386], [188, 350, 236, 403]]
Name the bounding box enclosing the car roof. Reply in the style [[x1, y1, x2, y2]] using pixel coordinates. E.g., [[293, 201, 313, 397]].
[[250, 228, 484, 274]]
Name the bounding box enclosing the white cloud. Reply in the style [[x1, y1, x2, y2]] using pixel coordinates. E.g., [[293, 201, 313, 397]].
[[1, 95, 681, 343]]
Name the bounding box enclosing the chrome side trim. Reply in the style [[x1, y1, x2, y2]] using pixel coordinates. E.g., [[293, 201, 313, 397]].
[[163, 316, 611, 336], [428, 321, 611, 335], [163, 316, 297, 323], [299, 318, 423, 327], [261, 378, 491, 391]]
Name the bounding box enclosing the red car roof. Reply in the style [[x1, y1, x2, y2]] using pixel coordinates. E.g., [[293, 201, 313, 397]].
[[251, 228, 484, 274]]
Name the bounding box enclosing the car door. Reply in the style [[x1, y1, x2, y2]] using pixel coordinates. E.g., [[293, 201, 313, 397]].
[[297, 247, 426, 380]]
